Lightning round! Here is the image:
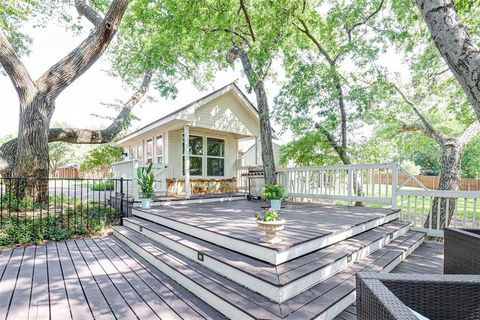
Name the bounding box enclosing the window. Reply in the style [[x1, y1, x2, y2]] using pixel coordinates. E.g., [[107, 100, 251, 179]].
[[207, 137, 225, 176], [128, 146, 135, 160], [182, 135, 203, 176], [146, 139, 153, 163], [137, 144, 144, 163], [156, 135, 163, 164]]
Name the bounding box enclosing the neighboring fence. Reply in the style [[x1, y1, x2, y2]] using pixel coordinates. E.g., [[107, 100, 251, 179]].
[[0, 177, 131, 245], [374, 172, 480, 191], [273, 163, 480, 236], [52, 166, 79, 179]]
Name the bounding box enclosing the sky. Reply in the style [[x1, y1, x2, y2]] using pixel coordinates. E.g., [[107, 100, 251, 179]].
[[0, 19, 284, 143], [0, 13, 409, 147]]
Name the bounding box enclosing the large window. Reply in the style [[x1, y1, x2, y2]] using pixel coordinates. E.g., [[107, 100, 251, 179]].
[[183, 135, 203, 176], [146, 139, 153, 163], [156, 135, 163, 164], [182, 135, 226, 177], [207, 137, 225, 176]]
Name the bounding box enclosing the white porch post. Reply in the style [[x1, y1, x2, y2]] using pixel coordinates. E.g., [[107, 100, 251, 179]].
[[254, 136, 259, 165], [184, 124, 191, 198]]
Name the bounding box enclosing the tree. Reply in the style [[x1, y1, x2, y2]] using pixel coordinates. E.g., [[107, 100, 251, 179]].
[[80, 145, 122, 178], [113, 0, 298, 185], [48, 142, 75, 174], [416, 0, 480, 121], [0, 0, 158, 201]]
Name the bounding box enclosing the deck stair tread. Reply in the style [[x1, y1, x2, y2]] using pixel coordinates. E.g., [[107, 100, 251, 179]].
[[131, 203, 401, 265], [123, 217, 411, 287], [113, 226, 425, 320]]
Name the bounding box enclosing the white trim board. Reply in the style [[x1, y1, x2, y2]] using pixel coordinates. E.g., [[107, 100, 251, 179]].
[[123, 219, 410, 303], [132, 208, 400, 265]]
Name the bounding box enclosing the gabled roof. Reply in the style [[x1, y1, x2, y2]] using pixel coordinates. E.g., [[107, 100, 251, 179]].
[[116, 81, 259, 145]]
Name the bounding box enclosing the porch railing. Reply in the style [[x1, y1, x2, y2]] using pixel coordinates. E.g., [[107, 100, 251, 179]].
[[277, 163, 398, 206], [112, 160, 167, 200], [273, 163, 480, 236]]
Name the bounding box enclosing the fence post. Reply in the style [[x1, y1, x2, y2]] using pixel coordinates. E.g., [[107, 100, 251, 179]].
[[391, 163, 398, 209], [120, 177, 124, 224], [347, 167, 353, 205]]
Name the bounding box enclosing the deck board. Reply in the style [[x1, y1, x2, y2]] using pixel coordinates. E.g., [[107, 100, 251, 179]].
[[334, 241, 444, 319], [140, 200, 398, 250], [0, 237, 224, 320]]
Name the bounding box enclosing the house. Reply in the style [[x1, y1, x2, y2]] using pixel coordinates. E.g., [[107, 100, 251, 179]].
[[112, 82, 274, 199], [238, 140, 281, 167]]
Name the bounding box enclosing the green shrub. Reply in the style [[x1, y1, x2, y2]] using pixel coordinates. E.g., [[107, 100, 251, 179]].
[[90, 180, 115, 191], [263, 184, 288, 200]]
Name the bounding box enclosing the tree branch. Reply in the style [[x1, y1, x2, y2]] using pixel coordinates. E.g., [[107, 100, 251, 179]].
[[393, 84, 446, 144], [417, 0, 480, 120], [75, 0, 103, 27], [0, 29, 36, 103], [347, 0, 385, 34], [48, 71, 152, 144], [458, 121, 480, 148], [295, 18, 335, 66], [239, 0, 255, 42], [315, 123, 351, 164], [36, 0, 128, 100]]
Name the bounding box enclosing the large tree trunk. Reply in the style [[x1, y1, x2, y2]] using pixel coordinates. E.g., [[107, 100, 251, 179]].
[[416, 0, 480, 120], [425, 139, 462, 229], [235, 49, 277, 185], [11, 96, 54, 202]]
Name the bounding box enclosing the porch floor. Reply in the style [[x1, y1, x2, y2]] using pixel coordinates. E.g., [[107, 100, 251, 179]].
[[0, 237, 443, 320]]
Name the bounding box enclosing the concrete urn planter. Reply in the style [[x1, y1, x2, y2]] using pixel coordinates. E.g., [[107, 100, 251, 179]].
[[256, 219, 286, 244]]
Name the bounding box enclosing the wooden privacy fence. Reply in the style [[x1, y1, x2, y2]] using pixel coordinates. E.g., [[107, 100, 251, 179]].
[[374, 172, 480, 191]]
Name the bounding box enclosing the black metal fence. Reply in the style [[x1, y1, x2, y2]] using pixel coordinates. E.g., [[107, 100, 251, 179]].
[[0, 177, 132, 246]]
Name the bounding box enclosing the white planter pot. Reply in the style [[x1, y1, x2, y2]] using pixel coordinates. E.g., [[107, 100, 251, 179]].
[[270, 199, 282, 211], [141, 198, 152, 209], [256, 219, 286, 244]]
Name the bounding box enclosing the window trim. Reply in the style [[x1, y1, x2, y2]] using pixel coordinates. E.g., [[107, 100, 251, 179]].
[[182, 134, 204, 177], [156, 134, 164, 165], [181, 133, 227, 178], [146, 138, 154, 163], [206, 136, 225, 177]]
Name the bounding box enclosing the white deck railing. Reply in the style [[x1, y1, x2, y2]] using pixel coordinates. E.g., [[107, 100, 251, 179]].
[[272, 163, 480, 236], [112, 160, 167, 200], [277, 163, 398, 206]]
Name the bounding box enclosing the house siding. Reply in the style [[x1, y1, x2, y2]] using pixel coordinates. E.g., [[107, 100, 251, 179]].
[[178, 91, 260, 137]]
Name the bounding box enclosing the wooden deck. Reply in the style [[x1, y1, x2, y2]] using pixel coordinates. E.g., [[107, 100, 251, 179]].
[[134, 199, 400, 265], [0, 238, 442, 320], [0, 237, 224, 320], [334, 241, 444, 320]]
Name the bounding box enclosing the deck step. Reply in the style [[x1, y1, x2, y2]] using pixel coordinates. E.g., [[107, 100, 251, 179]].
[[123, 217, 411, 303], [131, 205, 400, 265], [113, 226, 425, 320]]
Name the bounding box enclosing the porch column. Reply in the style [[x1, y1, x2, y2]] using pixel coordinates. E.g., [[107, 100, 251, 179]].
[[184, 124, 191, 198], [254, 136, 259, 165]]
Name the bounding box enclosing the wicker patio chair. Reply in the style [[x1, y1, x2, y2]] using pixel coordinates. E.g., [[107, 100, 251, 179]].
[[356, 272, 480, 320], [445, 228, 480, 275]]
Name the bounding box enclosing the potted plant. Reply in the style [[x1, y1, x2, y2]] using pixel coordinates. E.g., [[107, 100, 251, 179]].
[[263, 184, 287, 211], [254, 208, 286, 244], [137, 163, 155, 209]]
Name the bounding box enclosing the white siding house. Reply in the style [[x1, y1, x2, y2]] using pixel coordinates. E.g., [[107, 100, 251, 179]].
[[112, 82, 272, 199]]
